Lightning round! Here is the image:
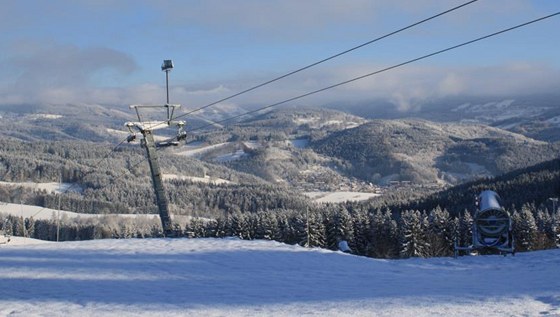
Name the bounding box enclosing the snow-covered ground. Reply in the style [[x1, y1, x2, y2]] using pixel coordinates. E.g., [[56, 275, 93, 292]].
[[1, 238, 558, 317], [162, 174, 231, 185], [0, 181, 82, 194], [0, 202, 160, 221], [290, 138, 309, 148], [175, 142, 230, 157], [175, 141, 257, 162], [304, 191, 379, 203], [27, 113, 63, 120]]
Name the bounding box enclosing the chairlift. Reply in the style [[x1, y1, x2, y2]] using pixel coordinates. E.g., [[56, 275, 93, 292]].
[[126, 134, 137, 143]]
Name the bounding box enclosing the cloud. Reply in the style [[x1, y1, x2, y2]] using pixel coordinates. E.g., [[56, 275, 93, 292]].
[[14, 43, 136, 87], [0, 0, 556, 110], [322, 62, 560, 110], [0, 41, 137, 105], [1, 40, 558, 111], [187, 62, 560, 112]]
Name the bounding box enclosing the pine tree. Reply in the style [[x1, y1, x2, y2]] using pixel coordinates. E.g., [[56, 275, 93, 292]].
[[458, 210, 473, 247], [399, 210, 428, 258], [254, 212, 274, 240], [11, 216, 24, 237], [426, 207, 455, 257], [512, 204, 538, 251], [325, 207, 353, 251], [288, 210, 307, 246], [275, 212, 290, 243], [24, 217, 36, 238], [308, 210, 326, 248], [553, 210, 560, 248], [535, 209, 555, 249], [190, 217, 207, 238], [351, 210, 369, 255], [230, 211, 250, 240], [369, 209, 398, 258]]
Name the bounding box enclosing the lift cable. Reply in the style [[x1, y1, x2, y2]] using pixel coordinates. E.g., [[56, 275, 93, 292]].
[[185, 12, 560, 132], [117, 1, 483, 178], [144, 0, 480, 132], [132, 11, 560, 170]]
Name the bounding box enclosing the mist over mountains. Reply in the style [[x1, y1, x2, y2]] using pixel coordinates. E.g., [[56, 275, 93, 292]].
[[328, 94, 560, 141]]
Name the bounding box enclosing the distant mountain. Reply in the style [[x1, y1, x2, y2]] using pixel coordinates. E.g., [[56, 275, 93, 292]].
[[327, 94, 560, 142], [311, 119, 559, 185], [0, 103, 134, 142], [2, 100, 558, 189], [184, 110, 559, 188]]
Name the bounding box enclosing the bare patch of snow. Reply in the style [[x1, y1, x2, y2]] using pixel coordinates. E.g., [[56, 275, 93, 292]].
[[304, 191, 379, 203], [28, 114, 63, 120], [0, 236, 50, 246], [0, 203, 156, 221], [175, 142, 230, 157], [293, 117, 317, 125], [265, 147, 292, 161], [241, 141, 260, 150], [0, 181, 82, 194], [289, 138, 309, 148], [162, 174, 232, 185], [214, 150, 247, 163]]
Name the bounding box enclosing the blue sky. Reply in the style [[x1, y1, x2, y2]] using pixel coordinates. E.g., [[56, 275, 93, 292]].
[[0, 0, 559, 112]]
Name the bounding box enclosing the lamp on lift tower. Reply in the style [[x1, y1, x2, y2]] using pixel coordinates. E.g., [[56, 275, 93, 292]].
[[162, 60, 173, 104]]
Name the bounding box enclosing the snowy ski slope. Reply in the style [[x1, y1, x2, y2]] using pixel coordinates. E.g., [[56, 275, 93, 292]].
[[0, 238, 559, 316]]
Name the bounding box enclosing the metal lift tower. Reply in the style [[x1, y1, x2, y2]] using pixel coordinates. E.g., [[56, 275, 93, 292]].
[[124, 60, 186, 237]]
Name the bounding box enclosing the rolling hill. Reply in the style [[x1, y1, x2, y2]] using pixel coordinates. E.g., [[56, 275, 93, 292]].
[[311, 119, 560, 185]]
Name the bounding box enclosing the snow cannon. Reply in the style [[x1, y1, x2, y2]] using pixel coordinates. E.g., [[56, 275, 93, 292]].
[[473, 191, 513, 248], [454, 190, 515, 257]]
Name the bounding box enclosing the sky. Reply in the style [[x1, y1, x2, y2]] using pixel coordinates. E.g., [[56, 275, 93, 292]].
[[0, 0, 559, 113]]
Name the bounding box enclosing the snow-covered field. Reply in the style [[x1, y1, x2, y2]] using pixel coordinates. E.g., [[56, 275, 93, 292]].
[[0, 238, 558, 316], [162, 173, 231, 185], [175, 142, 230, 157], [0, 181, 81, 194], [0, 203, 161, 221], [304, 191, 380, 203]]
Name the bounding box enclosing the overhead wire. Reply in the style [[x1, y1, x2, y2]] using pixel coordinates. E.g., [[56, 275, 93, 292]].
[[136, 10, 560, 184], [100, 1, 486, 197], [144, 0, 481, 132], [186, 12, 560, 132], [178, 0, 480, 118]]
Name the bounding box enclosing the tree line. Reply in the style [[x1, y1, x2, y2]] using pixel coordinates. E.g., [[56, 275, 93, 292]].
[[3, 201, 558, 258]]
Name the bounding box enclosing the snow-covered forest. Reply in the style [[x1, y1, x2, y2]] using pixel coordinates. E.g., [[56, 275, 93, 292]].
[[3, 200, 558, 259], [1, 142, 559, 259]]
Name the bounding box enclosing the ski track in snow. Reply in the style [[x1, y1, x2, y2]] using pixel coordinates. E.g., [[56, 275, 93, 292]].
[[0, 238, 559, 316]]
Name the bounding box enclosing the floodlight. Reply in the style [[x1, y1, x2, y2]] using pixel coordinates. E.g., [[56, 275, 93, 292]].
[[161, 59, 174, 103], [161, 60, 174, 72]]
